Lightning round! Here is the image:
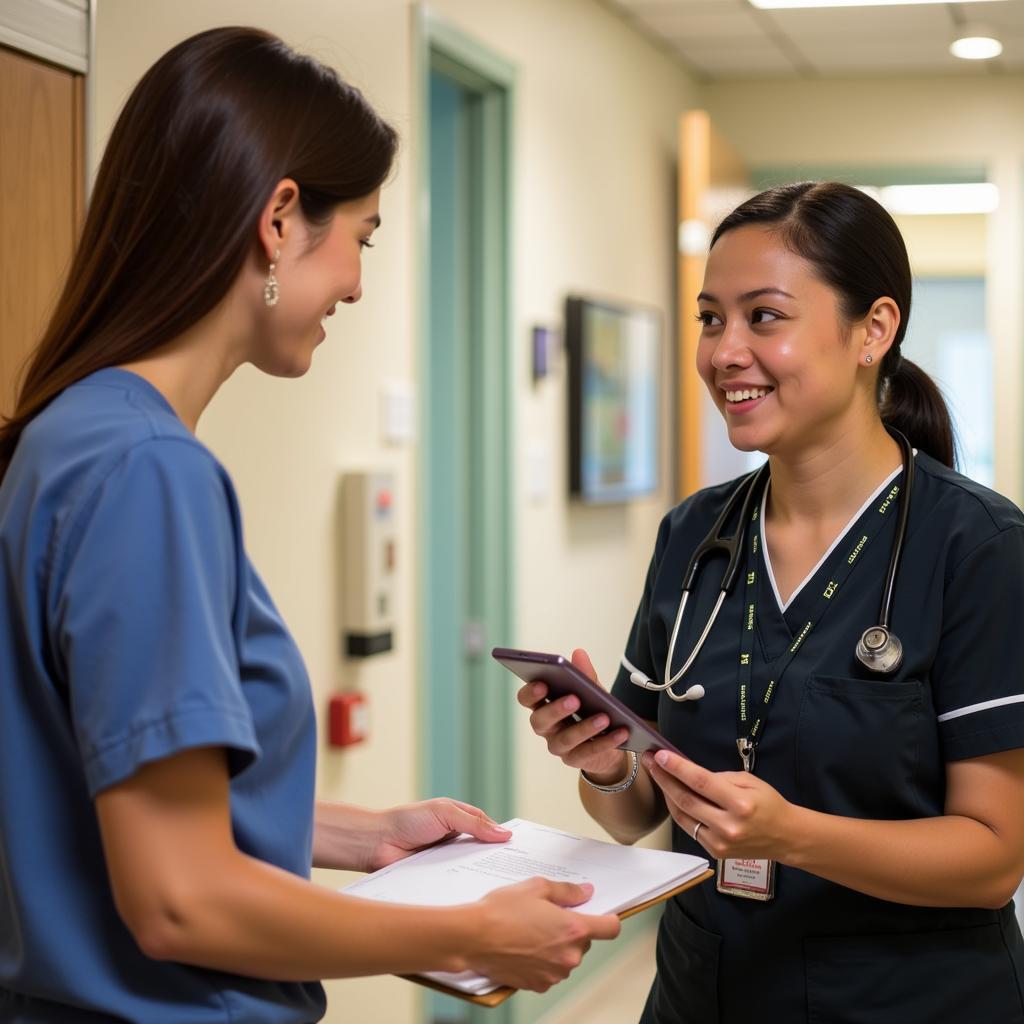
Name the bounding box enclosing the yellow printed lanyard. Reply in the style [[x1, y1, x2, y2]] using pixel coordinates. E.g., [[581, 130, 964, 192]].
[[734, 477, 902, 773]]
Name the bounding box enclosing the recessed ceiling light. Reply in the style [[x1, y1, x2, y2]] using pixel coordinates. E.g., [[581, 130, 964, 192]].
[[950, 26, 1004, 60], [750, 0, 1002, 9]]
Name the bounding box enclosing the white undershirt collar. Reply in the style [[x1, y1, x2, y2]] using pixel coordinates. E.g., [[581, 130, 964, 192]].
[[760, 460, 907, 614]]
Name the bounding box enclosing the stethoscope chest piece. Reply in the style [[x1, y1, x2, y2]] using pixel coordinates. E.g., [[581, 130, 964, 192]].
[[855, 625, 903, 674]]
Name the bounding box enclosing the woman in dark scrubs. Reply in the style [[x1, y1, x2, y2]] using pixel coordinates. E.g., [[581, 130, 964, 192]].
[[520, 182, 1024, 1023]]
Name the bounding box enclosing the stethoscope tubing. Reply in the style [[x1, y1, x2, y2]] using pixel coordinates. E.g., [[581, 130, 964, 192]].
[[877, 434, 914, 631], [636, 464, 765, 702], [664, 589, 727, 691], [634, 431, 913, 701]]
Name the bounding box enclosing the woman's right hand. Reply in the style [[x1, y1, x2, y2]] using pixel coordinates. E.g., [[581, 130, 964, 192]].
[[516, 648, 631, 783], [467, 877, 621, 992]]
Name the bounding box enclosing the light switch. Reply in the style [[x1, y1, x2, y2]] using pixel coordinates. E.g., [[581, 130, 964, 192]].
[[527, 440, 550, 503], [380, 381, 415, 445]]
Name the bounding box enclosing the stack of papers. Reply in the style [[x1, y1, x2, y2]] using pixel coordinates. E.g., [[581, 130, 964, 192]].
[[340, 818, 709, 996]]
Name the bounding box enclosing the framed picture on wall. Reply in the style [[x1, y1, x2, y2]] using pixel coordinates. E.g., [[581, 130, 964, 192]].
[[566, 295, 661, 504]]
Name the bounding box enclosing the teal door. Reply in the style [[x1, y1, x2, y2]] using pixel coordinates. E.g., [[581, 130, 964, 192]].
[[418, 15, 659, 1024], [425, 70, 473, 807], [419, 21, 516, 1024]]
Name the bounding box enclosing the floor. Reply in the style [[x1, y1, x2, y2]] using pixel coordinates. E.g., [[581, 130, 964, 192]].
[[536, 929, 657, 1024]]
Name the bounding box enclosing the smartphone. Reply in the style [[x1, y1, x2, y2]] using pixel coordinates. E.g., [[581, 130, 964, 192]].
[[492, 646, 682, 757]]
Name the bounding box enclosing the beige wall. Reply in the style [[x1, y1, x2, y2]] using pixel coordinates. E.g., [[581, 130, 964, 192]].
[[90, 2, 696, 1021], [703, 74, 1024, 502], [424, 0, 693, 837]]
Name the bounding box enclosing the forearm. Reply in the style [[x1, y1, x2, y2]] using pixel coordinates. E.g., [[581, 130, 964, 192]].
[[578, 752, 668, 845], [312, 800, 381, 871], [141, 847, 478, 979], [784, 805, 1022, 909]]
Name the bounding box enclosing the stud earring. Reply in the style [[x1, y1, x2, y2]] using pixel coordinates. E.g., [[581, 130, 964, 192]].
[[865, 353, 874, 364], [264, 248, 280, 307]]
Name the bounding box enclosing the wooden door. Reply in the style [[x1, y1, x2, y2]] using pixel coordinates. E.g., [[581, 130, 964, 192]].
[[0, 45, 84, 418], [677, 111, 749, 499]]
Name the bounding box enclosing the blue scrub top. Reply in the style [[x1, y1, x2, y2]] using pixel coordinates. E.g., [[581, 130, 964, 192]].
[[614, 454, 1024, 1024], [0, 369, 325, 1023]]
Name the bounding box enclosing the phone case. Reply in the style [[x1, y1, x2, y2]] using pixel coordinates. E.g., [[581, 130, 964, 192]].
[[491, 647, 682, 757]]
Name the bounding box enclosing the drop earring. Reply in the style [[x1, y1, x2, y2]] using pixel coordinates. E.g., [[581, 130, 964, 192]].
[[264, 248, 280, 307]]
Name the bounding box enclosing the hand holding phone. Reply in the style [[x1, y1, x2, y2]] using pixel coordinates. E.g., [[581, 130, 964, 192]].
[[494, 647, 681, 759]]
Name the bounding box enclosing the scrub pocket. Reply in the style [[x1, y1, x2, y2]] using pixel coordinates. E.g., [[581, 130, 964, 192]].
[[804, 923, 1024, 1023], [795, 675, 936, 820], [640, 898, 721, 1024]]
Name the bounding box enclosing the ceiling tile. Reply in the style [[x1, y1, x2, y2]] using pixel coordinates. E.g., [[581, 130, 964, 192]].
[[965, 1, 1024, 32], [606, 0, 1024, 78], [634, 7, 767, 41], [761, 4, 950, 37], [808, 48, 969, 74], [795, 24, 1024, 73], [613, 0, 748, 10], [674, 38, 797, 76]]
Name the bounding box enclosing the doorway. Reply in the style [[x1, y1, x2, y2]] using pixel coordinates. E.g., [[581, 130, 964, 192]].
[[903, 274, 991, 483], [417, 13, 515, 1023]]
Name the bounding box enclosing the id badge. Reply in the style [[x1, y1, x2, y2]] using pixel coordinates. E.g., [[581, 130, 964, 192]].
[[716, 858, 776, 901]]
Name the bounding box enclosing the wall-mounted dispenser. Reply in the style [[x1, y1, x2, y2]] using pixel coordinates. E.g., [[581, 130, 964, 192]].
[[340, 471, 396, 657]]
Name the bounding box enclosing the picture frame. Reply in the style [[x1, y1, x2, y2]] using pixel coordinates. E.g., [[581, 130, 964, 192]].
[[566, 295, 661, 504]]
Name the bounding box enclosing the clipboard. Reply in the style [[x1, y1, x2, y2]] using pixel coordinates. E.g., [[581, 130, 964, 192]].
[[398, 867, 715, 1008]]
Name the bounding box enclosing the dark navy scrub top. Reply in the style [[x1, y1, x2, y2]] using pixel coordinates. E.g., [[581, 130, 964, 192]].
[[612, 453, 1024, 1024], [0, 369, 325, 1023]]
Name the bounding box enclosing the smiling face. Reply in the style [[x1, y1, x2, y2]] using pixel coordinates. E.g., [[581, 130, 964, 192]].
[[696, 223, 874, 459], [250, 188, 381, 378]]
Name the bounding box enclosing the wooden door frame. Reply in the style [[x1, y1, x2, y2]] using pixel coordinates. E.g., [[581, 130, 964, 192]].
[[677, 111, 748, 500]]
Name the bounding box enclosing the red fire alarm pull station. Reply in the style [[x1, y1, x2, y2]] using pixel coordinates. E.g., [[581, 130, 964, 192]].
[[329, 692, 369, 747]]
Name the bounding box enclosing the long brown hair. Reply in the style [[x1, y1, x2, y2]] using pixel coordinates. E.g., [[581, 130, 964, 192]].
[[0, 26, 397, 483], [711, 182, 956, 468]]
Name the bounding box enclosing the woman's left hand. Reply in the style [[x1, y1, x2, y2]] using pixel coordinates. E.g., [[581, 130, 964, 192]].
[[642, 750, 795, 861], [367, 799, 512, 871]]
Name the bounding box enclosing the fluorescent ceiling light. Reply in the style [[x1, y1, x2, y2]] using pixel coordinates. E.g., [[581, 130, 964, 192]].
[[870, 183, 999, 216], [750, 0, 1002, 8]]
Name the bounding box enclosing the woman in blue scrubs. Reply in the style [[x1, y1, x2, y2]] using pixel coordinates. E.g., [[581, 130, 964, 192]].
[[0, 27, 618, 1024], [520, 182, 1024, 1022]]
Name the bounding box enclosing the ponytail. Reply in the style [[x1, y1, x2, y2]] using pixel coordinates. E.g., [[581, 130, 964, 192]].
[[880, 356, 956, 469]]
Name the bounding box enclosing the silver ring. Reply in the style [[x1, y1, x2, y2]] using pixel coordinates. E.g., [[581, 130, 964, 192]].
[[692, 822, 703, 843]]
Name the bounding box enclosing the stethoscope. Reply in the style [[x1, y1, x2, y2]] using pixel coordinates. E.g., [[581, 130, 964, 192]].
[[630, 430, 915, 702]]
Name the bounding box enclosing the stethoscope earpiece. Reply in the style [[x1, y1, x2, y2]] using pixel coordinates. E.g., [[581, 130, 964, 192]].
[[855, 625, 904, 674]]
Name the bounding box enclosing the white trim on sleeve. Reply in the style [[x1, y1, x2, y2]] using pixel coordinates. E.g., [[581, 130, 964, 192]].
[[937, 694, 1024, 723]]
